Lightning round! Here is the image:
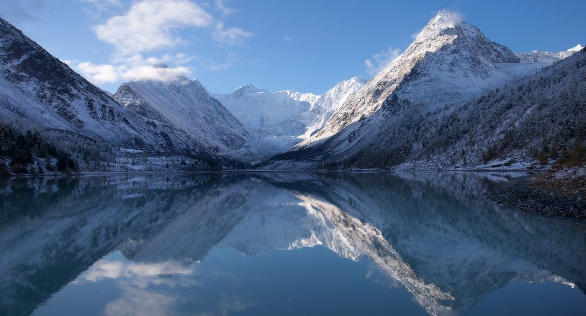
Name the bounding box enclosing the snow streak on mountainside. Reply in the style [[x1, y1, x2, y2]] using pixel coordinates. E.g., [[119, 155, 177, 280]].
[[0, 17, 162, 151], [113, 74, 266, 162], [267, 10, 579, 169]]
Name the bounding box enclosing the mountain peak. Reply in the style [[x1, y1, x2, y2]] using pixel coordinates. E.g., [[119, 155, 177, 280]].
[[411, 10, 468, 45], [346, 76, 367, 83], [568, 44, 584, 52], [232, 84, 269, 97], [430, 10, 463, 27]]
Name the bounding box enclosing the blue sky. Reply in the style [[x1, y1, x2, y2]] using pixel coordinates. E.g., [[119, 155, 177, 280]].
[[1, 0, 585, 94]]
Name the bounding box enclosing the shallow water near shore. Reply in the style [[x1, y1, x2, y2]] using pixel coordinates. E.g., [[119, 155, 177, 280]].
[[1, 172, 585, 316]]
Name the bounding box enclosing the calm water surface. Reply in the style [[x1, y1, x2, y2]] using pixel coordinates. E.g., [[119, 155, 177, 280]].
[[1, 172, 585, 316]]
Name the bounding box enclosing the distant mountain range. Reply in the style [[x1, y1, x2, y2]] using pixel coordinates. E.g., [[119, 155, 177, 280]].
[[0, 12, 583, 173]]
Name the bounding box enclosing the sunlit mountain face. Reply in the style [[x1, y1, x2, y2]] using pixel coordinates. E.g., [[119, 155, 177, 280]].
[[1, 173, 585, 316]]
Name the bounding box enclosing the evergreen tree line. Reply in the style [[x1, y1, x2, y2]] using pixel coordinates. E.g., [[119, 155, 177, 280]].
[[0, 123, 79, 175]]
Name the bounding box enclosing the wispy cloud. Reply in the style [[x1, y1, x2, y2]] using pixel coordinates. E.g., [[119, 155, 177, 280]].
[[93, 0, 213, 58], [212, 22, 254, 46], [80, 0, 123, 11], [215, 0, 236, 16], [77, 0, 252, 85], [282, 35, 296, 43], [365, 47, 401, 76]]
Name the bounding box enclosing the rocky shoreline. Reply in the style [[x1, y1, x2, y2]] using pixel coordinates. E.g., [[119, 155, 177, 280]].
[[486, 167, 586, 219]]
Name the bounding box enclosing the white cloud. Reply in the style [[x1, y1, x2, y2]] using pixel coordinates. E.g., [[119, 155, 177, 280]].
[[212, 22, 253, 45], [77, 62, 121, 84], [82, 259, 196, 287], [71, 53, 194, 84], [215, 0, 236, 16], [365, 47, 402, 76], [93, 0, 213, 57], [121, 64, 190, 81], [104, 287, 179, 316], [282, 35, 295, 43]]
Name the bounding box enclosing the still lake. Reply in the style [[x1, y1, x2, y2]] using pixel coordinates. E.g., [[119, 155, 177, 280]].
[[1, 172, 585, 316]]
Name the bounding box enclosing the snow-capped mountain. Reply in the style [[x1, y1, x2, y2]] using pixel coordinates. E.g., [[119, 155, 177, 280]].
[[298, 77, 368, 139], [515, 44, 584, 63], [113, 74, 262, 161], [214, 86, 319, 129], [300, 10, 521, 146], [404, 45, 586, 169], [214, 78, 366, 154], [268, 10, 574, 168], [0, 17, 161, 152]]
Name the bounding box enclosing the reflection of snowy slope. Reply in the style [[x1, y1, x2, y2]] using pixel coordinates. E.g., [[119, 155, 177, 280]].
[[218, 191, 362, 260], [0, 176, 224, 316], [1, 174, 585, 316], [280, 173, 585, 314], [222, 173, 586, 315], [121, 179, 266, 263]]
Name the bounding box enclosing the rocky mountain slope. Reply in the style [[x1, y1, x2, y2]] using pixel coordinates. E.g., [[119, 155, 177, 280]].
[[0, 17, 159, 152], [266, 11, 583, 169], [0, 17, 237, 171], [408, 45, 586, 170], [113, 74, 268, 162]]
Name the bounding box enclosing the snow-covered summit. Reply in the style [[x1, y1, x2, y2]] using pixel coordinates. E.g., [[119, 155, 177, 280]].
[[568, 44, 584, 52], [296, 10, 520, 149], [232, 84, 270, 97], [214, 86, 319, 129]]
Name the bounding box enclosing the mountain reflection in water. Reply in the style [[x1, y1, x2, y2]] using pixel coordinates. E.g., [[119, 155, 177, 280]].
[[0, 173, 585, 316]]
